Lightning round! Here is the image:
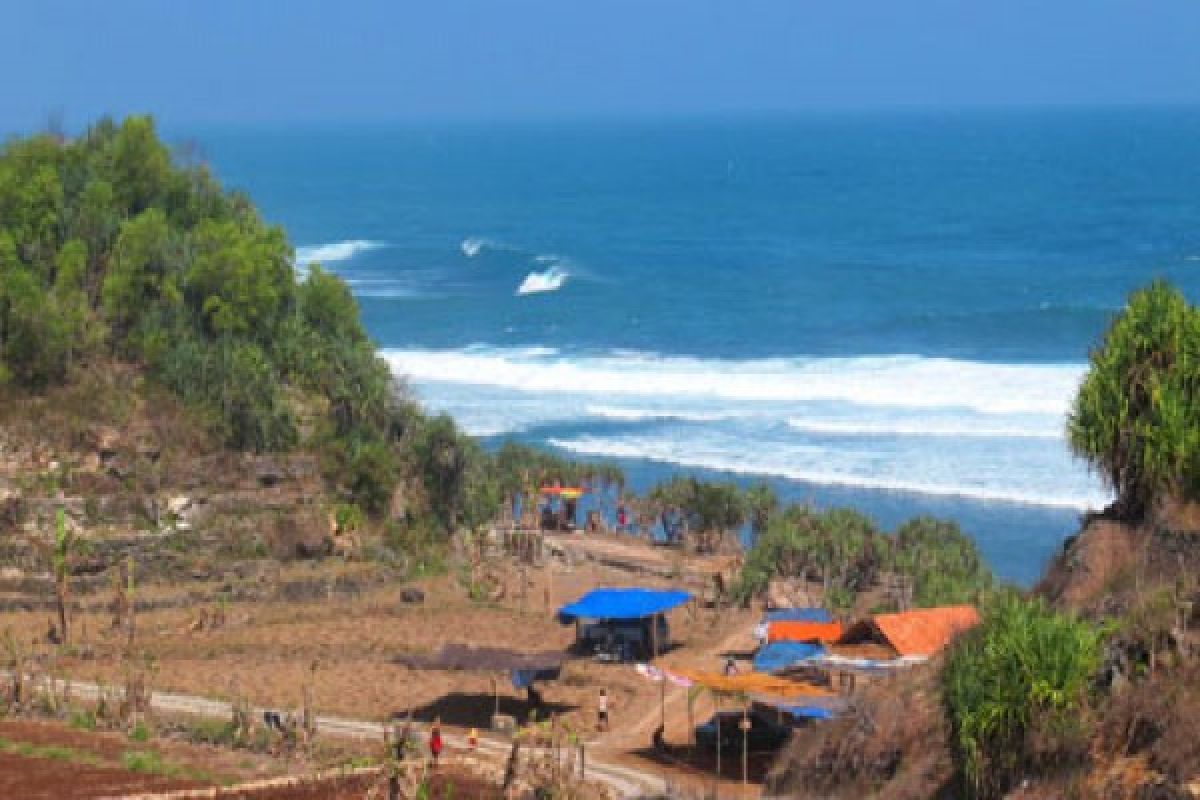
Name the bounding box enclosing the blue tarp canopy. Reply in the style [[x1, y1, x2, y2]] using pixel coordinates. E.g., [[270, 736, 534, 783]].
[[557, 588, 692, 624], [764, 608, 832, 624], [779, 705, 836, 721], [511, 667, 563, 690], [752, 641, 825, 673]]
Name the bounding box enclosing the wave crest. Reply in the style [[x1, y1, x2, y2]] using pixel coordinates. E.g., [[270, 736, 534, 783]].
[[295, 239, 384, 265], [383, 347, 1083, 416], [516, 266, 569, 295]]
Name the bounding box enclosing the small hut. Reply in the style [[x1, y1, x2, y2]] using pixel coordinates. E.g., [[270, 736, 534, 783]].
[[557, 588, 691, 661]]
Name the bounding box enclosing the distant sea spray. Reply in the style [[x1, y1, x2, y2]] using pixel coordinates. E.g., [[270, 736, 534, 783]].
[[460, 236, 572, 295], [516, 265, 569, 295], [295, 239, 385, 266]]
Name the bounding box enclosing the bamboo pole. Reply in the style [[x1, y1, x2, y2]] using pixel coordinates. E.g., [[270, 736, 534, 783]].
[[741, 702, 749, 798], [714, 693, 722, 800]]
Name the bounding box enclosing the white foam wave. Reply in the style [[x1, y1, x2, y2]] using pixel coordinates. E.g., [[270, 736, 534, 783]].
[[547, 435, 1108, 511], [786, 418, 1064, 440], [516, 267, 569, 295], [295, 239, 384, 265], [383, 347, 1084, 417], [586, 405, 746, 424], [461, 237, 490, 257]]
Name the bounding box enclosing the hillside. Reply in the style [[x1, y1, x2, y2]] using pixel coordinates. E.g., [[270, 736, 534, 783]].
[[769, 282, 1200, 799]]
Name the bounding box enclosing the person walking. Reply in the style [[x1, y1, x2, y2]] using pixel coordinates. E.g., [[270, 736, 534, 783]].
[[429, 718, 443, 767]]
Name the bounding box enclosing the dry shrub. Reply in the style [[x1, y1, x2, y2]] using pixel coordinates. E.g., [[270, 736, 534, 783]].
[[768, 664, 954, 800], [1095, 663, 1200, 788]]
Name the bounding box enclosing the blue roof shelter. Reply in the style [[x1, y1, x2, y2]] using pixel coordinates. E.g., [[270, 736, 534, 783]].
[[557, 588, 692, 624], [557, 588, 692, 661], [752, 641, 826, 674]]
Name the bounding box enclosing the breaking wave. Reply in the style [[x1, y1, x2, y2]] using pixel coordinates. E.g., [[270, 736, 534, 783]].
[[295, 239, 384, 266], [786, 418, 1064, 440], [460, 237, 491, 257], [585, 405, 747, 424], [383, 346, 1105, 510], [516, 266, 569, 295], [382, 347, 1084, 416]]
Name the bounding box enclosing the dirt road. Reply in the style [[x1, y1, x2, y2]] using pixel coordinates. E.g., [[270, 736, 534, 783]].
[[12, 674, 666, 799]]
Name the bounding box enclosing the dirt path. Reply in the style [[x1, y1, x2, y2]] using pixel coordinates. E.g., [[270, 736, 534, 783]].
[[607, 615, 758, 749], [12, 674, 666, 799]]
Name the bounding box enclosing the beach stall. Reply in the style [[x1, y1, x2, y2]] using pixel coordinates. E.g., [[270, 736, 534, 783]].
[[766, 619, 844, 644], [557, 588, 691, 662], [539, 486, 588, 531], [752, 640, 828, 674], [752, 607, 833, 642], [636, 665, 840, 790]]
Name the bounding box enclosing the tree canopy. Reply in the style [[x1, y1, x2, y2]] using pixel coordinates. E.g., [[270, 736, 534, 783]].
[[0, 116, 627, 536], [1068, 280, 1200, 518]]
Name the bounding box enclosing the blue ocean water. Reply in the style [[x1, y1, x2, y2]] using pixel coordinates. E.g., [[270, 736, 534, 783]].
[[184, 109, 1200, 585]]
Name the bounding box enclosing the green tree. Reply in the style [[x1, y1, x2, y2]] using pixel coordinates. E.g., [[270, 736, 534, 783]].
[[102, 208, 177, 343], [1068, 280, 1200, 518], [185, 218, 293, 338], [109, 116, 171, 215]]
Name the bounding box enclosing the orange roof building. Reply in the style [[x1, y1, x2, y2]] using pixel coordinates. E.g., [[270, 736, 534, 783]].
[[766, 620, 844, 644], [841, 606, 980, 658]]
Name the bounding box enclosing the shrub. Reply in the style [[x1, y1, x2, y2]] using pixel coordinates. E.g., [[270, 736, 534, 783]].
[[942, 594, 1104, 798]]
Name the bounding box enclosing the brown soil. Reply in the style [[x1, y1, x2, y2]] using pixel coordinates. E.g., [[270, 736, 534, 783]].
[[0, 751, 198, 799], [0, 718, 294, 787], [1036, 518, 1141, 612]]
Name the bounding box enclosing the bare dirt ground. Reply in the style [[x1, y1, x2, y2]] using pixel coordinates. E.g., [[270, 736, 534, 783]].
[[1, 535, 767, 795]]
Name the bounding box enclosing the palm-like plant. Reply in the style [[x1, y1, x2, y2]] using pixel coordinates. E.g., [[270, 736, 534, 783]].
[[28, 508, 77, 645], [943, 594, 1103, 798], [1068, 281, 1200, 518]]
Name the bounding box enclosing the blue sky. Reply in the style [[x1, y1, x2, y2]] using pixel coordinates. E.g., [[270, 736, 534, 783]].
[[3, 0, 1199, 130]]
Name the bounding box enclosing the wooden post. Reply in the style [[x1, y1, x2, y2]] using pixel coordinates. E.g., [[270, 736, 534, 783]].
[[687, 689, 695, 747], [714, 693, 722, 800], [741, 703, 749, 797], [660, 670, 666, 733], [491, 675, 499, 721], [649, 614, 658, 661]]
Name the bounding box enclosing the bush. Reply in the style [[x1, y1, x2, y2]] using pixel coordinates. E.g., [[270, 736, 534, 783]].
[[942, 594, 1105, 798]]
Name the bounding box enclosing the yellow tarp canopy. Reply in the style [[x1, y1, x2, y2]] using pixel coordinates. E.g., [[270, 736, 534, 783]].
[[668, 669, 834, 698]]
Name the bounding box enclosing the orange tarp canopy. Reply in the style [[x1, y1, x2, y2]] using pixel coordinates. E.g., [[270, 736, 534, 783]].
[[871, 606, 980, 657], [669, 669, 834, 698], [767, 621, 844, 644], [540, 487, 587, 499]]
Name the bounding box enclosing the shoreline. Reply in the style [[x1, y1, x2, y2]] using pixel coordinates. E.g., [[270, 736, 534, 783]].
[[481, 433, 1082, 587]]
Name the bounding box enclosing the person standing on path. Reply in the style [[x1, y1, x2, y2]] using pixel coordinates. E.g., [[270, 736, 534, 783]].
[[430, 718, 443, 767], [597, 688, 610, 732]]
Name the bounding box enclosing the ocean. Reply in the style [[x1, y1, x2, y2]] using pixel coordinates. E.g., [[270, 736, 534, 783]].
[[183, 109, 1200, 585]]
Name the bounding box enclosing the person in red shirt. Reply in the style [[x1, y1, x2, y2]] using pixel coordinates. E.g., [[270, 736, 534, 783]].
[[429, 718, 443, 767]]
